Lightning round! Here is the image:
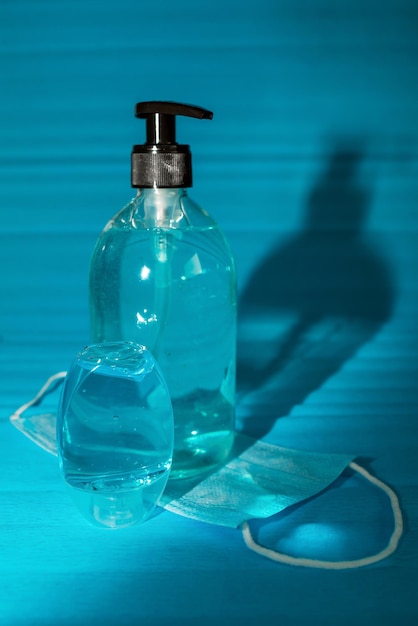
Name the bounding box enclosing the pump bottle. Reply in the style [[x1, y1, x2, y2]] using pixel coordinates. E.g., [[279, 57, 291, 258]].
[[89, 101, 237, 479]]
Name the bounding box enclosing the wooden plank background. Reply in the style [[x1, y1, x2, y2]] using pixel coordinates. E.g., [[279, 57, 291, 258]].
[[1, 1, 418, 624]]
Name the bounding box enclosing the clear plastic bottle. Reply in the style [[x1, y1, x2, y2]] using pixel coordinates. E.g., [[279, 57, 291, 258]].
[[89, 103, 237, 479], [57, 342, 173, 528]]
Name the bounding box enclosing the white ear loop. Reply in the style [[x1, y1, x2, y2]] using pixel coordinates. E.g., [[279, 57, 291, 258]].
[[10, 372, 67, 453], [10, 372, 67, 421], [241, 460, 403, 569]]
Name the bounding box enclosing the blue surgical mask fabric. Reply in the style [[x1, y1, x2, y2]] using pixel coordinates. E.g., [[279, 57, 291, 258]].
[[10, 372, 403, 569], [161, 436, 353, 528]]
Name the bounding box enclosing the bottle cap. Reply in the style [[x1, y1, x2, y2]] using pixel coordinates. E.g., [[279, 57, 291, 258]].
[[131, 101, 213, 188]]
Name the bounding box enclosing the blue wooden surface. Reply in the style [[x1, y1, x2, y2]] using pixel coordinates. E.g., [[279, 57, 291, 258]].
[[1, 1, 418, 624]]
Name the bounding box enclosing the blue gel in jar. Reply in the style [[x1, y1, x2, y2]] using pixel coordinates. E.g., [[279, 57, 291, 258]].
[[57, 342, 173, 529]]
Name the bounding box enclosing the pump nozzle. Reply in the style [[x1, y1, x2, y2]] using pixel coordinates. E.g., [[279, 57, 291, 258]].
[[131, 101, 213, 188]]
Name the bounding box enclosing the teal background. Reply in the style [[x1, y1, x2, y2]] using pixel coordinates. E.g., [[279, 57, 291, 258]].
[[1, 1, 418, 624]]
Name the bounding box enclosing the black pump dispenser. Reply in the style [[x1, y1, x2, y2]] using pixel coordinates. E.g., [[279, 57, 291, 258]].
[[131, 101, 213, 189]]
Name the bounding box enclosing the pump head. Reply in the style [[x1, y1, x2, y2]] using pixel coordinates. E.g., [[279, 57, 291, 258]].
[[131, 101, 213, 188]]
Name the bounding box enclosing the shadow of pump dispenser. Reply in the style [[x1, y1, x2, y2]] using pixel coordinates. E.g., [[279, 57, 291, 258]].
[[237, 145, 394, 439]]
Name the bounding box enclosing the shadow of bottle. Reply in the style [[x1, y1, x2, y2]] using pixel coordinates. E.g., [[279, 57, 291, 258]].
[[237, 142, 395, 439]]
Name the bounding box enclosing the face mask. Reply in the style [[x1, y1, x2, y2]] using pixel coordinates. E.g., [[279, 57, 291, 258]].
[[10, 371, 403, 570]]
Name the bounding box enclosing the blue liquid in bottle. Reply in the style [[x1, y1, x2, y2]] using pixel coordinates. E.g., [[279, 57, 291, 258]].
[[57, 342, 173, 529], [89, 189, 236, 479]]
